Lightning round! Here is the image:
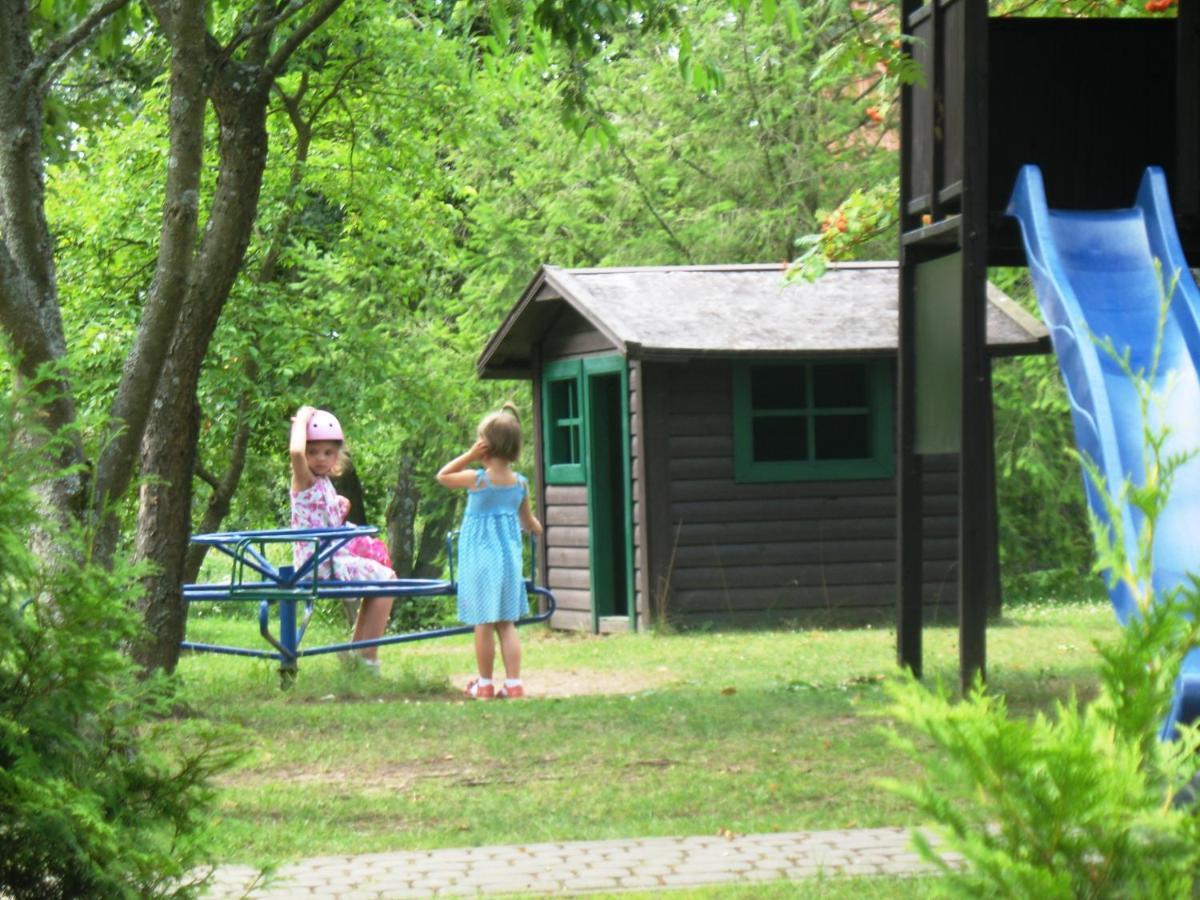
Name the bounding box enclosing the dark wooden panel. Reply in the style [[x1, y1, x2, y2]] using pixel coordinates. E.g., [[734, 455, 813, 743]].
[[670, 601, 959, 628], [987, 18, 1177, 264], [670, 478, 894, 503], [672, 516, 956, 546], [671, 559, 956, 590], [668, 457, 734, 480], [920, 471, 958, 494], [672, 582, 959, 613], [642, 361, 674, 624], [909, 16, 935, 209], [941, 0, 965, 195], [668, 413, 729, 437], [542, 306, 616, 358], [672, 537, 958, 568], [668, 435, 731, 458], [922, 453, 958, 473], [669, 494, 960, 523]]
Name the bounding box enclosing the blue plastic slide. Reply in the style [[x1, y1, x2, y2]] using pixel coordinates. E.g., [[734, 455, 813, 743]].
[[1008, 165, 1200, 739]]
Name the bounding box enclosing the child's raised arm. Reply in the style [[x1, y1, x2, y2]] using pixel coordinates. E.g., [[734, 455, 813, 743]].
[[290, 405, 316, 492], [437, 439, 488, 490]]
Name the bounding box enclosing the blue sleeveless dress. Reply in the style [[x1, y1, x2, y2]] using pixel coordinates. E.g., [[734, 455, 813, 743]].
[[456, 470, 528, 625]]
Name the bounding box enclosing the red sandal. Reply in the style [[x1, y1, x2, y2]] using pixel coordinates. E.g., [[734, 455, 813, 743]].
[[464, 678, 495, 700], [497, 683, 525, 699]]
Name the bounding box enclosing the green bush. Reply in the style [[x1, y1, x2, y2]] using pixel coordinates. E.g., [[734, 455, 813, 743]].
[[0, 388, 240, 898], [885, 281, 1200, 896]]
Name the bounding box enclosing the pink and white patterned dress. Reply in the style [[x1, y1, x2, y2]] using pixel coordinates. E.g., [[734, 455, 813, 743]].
[[290, 475, 395, 582]]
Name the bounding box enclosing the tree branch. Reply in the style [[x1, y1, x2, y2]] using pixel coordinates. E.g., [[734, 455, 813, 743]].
[[22, 0, 131, 91], [265, 0, 344, 79], [91, 0, 209, 528], [222, 0, 305, 63]]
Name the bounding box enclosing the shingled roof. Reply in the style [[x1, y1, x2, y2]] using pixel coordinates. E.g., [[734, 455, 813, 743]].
[[478, 261, 1049, 378]]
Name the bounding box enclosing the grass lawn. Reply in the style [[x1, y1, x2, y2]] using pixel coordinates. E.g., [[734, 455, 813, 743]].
[[175, 599, 1118, 870]]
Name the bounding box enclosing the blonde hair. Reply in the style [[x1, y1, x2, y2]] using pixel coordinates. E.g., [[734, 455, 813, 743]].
[[332, 444, 352, 478], [478, 402, 522, 462]]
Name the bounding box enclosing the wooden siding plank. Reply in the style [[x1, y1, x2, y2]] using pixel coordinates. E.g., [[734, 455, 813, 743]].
[[642, 361, 674, 625], [547, 506, 589, 526], [547, 525, 589, 547], [672, 583, 955, 611], [545, 587, 591, 611], [670, 560, 956, 589], [670, 516, 956, 546], [668, 435, 731, 458], [669, 494, 958, 521], [667, 413, 729, 437], [668, 601, 959, 627], [546, 485, 588, 505], [547, 568, 591, 590], [671, 537, 958, 567], [548, 546, 590, 568], [550, 609, 594, 631], [669, 478, 894, 503]]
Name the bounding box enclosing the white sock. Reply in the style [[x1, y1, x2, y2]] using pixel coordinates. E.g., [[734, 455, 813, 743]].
[[477, 677, 493, 686], [504, 678, 522, 687]]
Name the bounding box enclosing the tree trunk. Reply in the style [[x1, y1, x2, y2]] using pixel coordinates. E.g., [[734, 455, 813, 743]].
[[183, 381, 253, 584], [0, 6, 87, 539], [132, 396, 200, 671], [385, 451, 420, 577], [133, 74, 273, 673]]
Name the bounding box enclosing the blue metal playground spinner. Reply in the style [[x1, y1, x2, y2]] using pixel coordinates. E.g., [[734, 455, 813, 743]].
[[181, 525, 555, 681]]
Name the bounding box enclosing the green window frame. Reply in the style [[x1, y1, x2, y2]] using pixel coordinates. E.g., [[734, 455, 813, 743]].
[[542, 359, 586, 484], [732, 359, 894, 482]]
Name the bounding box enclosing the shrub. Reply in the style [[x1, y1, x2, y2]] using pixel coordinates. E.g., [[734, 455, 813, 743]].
[[884, 274, 1200, 896], [0, 385, 240, 898]]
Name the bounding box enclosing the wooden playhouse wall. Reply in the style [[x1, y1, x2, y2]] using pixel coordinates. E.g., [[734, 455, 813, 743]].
[[533, 308, 963, 630], [638, 359, 960, 627]]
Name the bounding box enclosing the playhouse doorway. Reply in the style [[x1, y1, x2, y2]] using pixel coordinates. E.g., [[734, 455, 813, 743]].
[[584, 359, 633, 631]]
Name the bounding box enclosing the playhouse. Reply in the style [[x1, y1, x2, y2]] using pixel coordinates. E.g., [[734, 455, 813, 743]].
[[478, 262, 1047, 632]]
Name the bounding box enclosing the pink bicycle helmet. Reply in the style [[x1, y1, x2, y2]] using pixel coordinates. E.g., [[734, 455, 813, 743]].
[[306, 410, 344, 443]]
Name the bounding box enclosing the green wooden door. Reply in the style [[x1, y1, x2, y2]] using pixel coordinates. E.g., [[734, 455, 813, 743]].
[[583, 357, 634, 631]]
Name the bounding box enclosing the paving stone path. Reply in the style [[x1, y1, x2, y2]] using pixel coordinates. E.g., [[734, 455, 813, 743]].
[[204, 827, 956, 897]]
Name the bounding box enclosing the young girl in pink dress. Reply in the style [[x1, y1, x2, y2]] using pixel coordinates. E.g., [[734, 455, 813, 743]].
[[290, 405, 395, 672]]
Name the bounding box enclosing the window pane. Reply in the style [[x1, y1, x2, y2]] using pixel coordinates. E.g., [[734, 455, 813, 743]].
[[813, 364, 868, 408], [814, 414, 870, 460], [751, 365, 805, 411], [549, 380, 580, 465], [753, 416, 807, 462]]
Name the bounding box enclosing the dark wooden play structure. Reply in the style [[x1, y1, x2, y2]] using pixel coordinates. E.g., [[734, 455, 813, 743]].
[[897, 1, 1200, 689]]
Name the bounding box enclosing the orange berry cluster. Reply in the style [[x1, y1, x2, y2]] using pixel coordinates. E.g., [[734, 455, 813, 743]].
[[1145, 0, 1175, 11], [821, 213, 849, 233]]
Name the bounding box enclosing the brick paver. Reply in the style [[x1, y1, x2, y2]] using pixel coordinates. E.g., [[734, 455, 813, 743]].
[[202, 827, 958, 897]]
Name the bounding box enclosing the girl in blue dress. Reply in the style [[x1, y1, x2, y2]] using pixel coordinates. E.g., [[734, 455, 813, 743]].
[[437, 403, 543, 699]]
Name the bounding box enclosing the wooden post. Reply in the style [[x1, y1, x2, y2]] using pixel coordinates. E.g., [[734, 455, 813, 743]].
[[896, 0, 928, 677], [958, 0, 989, 692]]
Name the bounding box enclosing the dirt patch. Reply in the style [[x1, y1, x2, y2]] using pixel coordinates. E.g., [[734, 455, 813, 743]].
[[452, 666, 672, 698]]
